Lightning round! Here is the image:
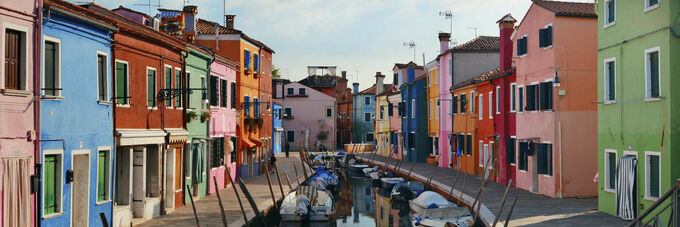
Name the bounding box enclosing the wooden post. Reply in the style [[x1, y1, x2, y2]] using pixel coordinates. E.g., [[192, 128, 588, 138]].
[[212, 176, 228, 227], [274, 163, 285, 198], [225, 166, 249, 224], [293, 164, 300, 186], [473, 187, 485, 223], [503, 197, 519, 227], [264, 165, 278, 210], [406, 163, 416, 181], [446, 170, 462, 200], [237, 178, 269, 226], [185, 184, 200, 227], [284, 171, 292, 189], [425, 164, 438, 190], [99, 213, 109, 227], [458, 173, 468, 206], [492, 179, 514, 227]]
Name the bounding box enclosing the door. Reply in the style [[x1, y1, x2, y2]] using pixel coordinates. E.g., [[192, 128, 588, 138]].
[[174, 148, 183, 208], [165, 149, 174, 209], [132, 148, 145, 217], [72, 153, 90, 227], [248, 149, 253, 177], [530, 145, 539, 193], [616, 156, 637, 220]]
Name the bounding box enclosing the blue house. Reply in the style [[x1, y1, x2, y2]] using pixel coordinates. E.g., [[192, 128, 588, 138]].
[[400, 67, 431, 163], [272, 100, 283, 154], [40, 1, 117, 226], [351, 83, 376, 144]]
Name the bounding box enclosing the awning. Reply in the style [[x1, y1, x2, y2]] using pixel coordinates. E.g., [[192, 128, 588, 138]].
[[242, 138, 256, 148], [249, 137, 263, 146], [158, 10, 182, 19], [166, 128, 188, 144], [275, 127, 284, 131], [116, 129, 166, 146]]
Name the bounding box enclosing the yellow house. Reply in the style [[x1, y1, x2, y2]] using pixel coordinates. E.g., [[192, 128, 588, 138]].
[[374, 72, 396, 156], [426, 60, 439, 160]]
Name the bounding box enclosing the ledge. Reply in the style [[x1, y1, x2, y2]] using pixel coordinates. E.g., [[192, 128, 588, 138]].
[[2, 89, 32, 97]]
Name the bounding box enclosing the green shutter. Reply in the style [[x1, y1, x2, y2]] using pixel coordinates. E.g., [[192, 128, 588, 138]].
[[175, 69, 182, 107], [116, 62, 128, 104], [44, 155, 56, 214], [165, 68, 172, 107], [650, 52, 659, 97], [98, 151, 107, 201]]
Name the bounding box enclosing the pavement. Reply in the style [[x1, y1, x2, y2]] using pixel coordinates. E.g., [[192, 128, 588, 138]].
[[137, 153, 309, 227], [357, 153, 629, 227]]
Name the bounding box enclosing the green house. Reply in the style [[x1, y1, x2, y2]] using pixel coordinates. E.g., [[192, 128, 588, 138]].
[[597, 0, 680, 219]]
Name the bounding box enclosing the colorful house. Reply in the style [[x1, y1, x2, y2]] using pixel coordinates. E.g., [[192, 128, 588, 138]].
[[282, 82, 336, 151], [438, 35, 499, 168], [0, 0, 40, 225], [39, 1, 117, 226], [374, 73, 396, 156], [393, 62, 424, 161], [474, 69, 500, 178], [336, 72, 353, 148], [400, 68, 430, 163], [494, 14, 518, 186], [512, 0, 597, 198], [208, 54, 239, 194], [596, 0, 679, 216], [272, 100, 283, 155], [426, 58, 439, 162], [84, 4, 189, 225], [257, 47, 273, 173], [387, 91, 402, 160], [352, 83, 376, 144]]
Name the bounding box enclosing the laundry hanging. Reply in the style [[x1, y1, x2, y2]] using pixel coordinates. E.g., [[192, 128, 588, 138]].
[[616, 155, 637, 220]]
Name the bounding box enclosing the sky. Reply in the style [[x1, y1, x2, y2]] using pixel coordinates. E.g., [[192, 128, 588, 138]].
[[92, 0, 590, 90]]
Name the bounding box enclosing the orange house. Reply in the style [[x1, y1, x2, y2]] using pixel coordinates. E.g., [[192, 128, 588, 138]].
[[451, 82, 477, 175], [475, 69, 500, 179]]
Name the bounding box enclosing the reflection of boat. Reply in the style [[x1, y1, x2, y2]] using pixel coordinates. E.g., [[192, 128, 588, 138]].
[[380, 177, 404, 190], [408, 191, 456, 214], [411, 206, 473, 227], [391, 181, 424, 203], [280, 186, 334, 222]]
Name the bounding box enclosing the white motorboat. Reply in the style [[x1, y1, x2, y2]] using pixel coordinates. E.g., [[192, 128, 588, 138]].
[[280, 186, 334, 222]]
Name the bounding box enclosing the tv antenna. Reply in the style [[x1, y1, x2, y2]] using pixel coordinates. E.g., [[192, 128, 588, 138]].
[[439, 10, 454, 34], [468, 26, 478, 37], [134, 0, 161, 16], [403, 41, 416, 62]]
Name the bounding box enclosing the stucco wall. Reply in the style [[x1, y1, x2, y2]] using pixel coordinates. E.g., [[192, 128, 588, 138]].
[[282, 83, 336, 150], [452, 53, 500, 86]]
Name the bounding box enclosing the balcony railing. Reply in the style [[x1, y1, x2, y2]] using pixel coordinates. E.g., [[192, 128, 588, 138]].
[[627, 179, 680, 227]]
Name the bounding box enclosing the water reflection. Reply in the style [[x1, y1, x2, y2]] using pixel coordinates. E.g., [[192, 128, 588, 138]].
[[332, 176, 412, 227]]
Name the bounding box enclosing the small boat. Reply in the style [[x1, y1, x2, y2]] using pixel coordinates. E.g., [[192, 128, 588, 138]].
[[349, 164, 369, 173], [308, 167, 339, 190], [411, 206, 473, 227], [391, 181, 424, 203], [362, 166, 379, 177], [409, 191, 456, 214], [280, 186, 334, 222], [380, 177, 404, 190]]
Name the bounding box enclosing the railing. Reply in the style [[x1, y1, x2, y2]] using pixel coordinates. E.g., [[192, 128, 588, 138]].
[[627, 179, 680, 227]]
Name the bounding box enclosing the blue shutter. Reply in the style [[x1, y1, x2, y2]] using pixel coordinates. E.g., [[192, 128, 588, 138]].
[[244, 50, 250, 68]]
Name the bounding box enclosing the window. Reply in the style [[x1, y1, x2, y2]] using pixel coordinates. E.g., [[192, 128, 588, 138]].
[[186, 72, 191, 108], [98, 53, 108, 102], [539, 25, 553, 48], [364, 112, 371, 122], [537, 143, 553, 176], [175, 68, 182, 108], [488, 91, 493, 118], [299, 87, 306, 96], [364, 96, 371, 106], [510, 83, 516, 112], [220, 79, 227, 107], [645, 151, 661, 199], [397, 102, 403, 117], [164, 66, 172, 107], [4, 27, 28, 91], [470, 91, 474, 113], [506, 138, 516, 164], [326, 107, 332, 118], [211, 138, 225, 168], [97, 149, 111, 202], [253, 54, 259, 71], [147, 68, 157, 107], [518, 86, 524, 112], [244, 96, 250, 116], [495, 86, 500, 114], [605, 0, 615, 26], [429, 100, 432, 119], [408, 132, 415, 149], [604, 149, 617, 191], [525, 84, 538, 111], [366, 133, 374, 142], [393, 73, 398, 85], [436, 100, 439, 118], [230, 82, 236, 109], [479, 94, 483, 120], [604, 58, 616, 102], [284, 107, 292, 118], [43, 37, 60, 96], [517, 35, 528, 56], [200, 76, 206, 109], [287, 87, 294, 96], [253, 98, 259, 116], [645, 47, 660, 99], [115, 61, 129, 105], [479, 141, 485, 167], [460, 93, 467, 113], [452, 95, 458, 114], [411, 99, 415, 118], [286, 130, 295, 142], [381, 106, 386, 120], [466, 134, 472, 155], [646, 0, 659, 10], [43, 151, 63, 215], [230, 137, 237, 164], [210, 76, 218, 106], [539, 82, 553, 110], [388, 103, 393, 116], [518, 142, 528, 171], [244, 49, 250, 69]]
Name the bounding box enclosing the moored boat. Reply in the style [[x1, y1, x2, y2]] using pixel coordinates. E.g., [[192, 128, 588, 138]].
[[280, 186, 335, 222], [380, 177, 405, 190], [408, 191, 456, 214]]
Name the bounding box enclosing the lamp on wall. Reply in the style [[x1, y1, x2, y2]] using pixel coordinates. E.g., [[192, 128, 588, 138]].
[[553, 70, 560, 87]]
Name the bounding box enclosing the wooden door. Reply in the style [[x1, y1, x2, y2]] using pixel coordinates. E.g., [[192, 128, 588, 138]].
[[4, 30, 21, 89], [174, 148, 183, 208]]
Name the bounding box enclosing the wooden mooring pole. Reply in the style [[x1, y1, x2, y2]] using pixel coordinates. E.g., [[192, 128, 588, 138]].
[[237, 178, 269, 226], [224, 166, 249, 224], [493, 179, 514, 227], [293, 164, 300, 186], [185, 184, 200, 227], [284, 171, 292, 189], [406, 163, 416, 181], [274, 163, 285, 198], [446, 169, 462, 200], [264, 165, 278, 210], [504, 197, 519, 227], [212, 176, 228, 227]]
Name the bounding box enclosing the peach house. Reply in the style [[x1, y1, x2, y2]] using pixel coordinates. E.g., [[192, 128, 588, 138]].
[[512, 0, 597, 198], [282, 82, 336, 151]]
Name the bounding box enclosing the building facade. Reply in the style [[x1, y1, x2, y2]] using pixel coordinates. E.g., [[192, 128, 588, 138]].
[[352, 83, 376, 144], [282, 82, 336, 151], [272, 100, 283, 155], [494, 14, 518, 186], [426, 59, 439, 161], [400, 69, 430, 163]]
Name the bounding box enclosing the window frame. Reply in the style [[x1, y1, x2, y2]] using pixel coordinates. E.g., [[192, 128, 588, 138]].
[[518, 85, 524, 113], [146, 66, 157, 109], [602, 57, 617, 103], [366, 132, 375, 142], [644, 151, 661, 200], [539, 24, 553, 49], [644, 0, 659, 12], [286, 87, 294, 96], [96, 147, 112, 204], [479, 141, 485, 167], [298, 87, 306, 96], [115, 60, 130, 107], [42, 149, 64, 218], [517, 34, 528, 57], [163, 64, 173, 108], [478, 93, 483, 120], [175, 67, 182, 108], [488, 91, 493, 119], [326, 106, 332, 118], [1, 22, 30, 91], [286, 130, 295, 142], [364, 96, 371, 106], [411, 99, 415, 118], [364, 112, 371, 122], [495, 86, 500, 114], [510, 83, 516, 112], [97, 51, 110, 103], [604, 0, 616, 28], [470, 91, 475, 113], [604, 149, 617, 193], [42, 35, 62, 98], [644, 46, 661, 101]]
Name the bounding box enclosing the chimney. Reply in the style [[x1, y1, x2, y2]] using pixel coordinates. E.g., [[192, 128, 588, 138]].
[[336, 71, 348, 92], [352, 83, 359, 95], [225, 15, 235, 29], [497, 14, 517, 73], [439, 33, 451, 54], [342, 71, 347, 80], [406, 62, 416, 83], [182, 5, 198, 42], [375, 72, 385, 96]]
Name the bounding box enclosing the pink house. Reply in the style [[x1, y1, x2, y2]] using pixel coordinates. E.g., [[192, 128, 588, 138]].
[[0, 0, 40, 225], [282, 82, 336, 151], [208, 54, 239, 193], [512, 0, 597, 198]]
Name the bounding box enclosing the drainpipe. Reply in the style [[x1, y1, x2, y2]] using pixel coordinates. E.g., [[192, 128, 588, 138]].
[[180, 50, 188, 207], [109, 28, 118, 227], [35, 2, 43, 226]]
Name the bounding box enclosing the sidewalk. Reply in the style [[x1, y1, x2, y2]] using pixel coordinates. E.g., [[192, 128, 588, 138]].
[[137, 153, 309, 227], [358, 153, 628, 227]]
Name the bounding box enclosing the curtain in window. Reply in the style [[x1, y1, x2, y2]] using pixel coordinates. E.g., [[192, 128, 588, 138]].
[[2, 158, 31, 227], [616, 156, 637, 220]]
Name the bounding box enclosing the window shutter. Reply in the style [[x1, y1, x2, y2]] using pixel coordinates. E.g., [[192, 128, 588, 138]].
[[116, 62, 127, 104], [506, 138, 516, 164], [546, 26, 552, 46], [244, 50, 250, 68], [5, 30, 21, 90], [230, 83, 236, 108], [516, 39, 521, 56], [210, 76, 218, 106], [44, 155, 56, 214], [220, 80, 227, 107], [452, 96, 458, 114], [537, 144, 546, 174], [539, 28, 545, 47], [388, 103, 393, 116], [98, 151, 106, 201], [460, 94, 467, 113]]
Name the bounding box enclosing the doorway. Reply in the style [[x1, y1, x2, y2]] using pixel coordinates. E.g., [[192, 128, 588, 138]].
[[72, 152, 90, 226], [164, 149, 175, 210], [530, 145, 539, 193], [132, 147, 145, 217], [115, 147, 131, 206]]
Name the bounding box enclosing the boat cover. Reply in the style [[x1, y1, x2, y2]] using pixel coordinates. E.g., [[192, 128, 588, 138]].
[[411, 191, 455, 209]]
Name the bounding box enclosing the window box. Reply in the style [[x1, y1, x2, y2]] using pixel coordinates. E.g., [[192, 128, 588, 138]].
[[253, 71, 260, 78], [245, 67, 252, 75], [200, 111, 211, 122], [187, 110, 198, 121]]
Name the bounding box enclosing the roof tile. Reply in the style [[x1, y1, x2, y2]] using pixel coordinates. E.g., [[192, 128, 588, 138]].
[[532, 0, 596, 17]]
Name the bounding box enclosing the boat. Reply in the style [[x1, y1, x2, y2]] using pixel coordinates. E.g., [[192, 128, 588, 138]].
[[280, 186, 334, 222], [408, 191, 456, 214], [308, 166, 339, 190], [411, 206, 473, 227], [380, 177, 404, 190], [362, 166, 379, 176], [349, 164, 369, 173], [390, 181, 424, 203]]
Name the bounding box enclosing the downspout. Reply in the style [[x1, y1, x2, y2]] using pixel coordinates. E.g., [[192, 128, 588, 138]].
[[109, 28, 118, 227], [180, 50, 188, 206], [35, 2, 43, 226], [205, 52, 215, 196]]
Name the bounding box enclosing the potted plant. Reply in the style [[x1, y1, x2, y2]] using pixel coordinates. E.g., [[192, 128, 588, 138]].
[[245, 66, 252, 75], [256, 117, 264, 129], [187, 111, 198, 121], [201, 111, 211, 122], [317, 131, 328, 141], [245, 116, 256, 132], [253, 70, 260, 78]]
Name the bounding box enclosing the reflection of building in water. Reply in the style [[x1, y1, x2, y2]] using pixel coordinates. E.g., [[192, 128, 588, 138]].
[[374, 189, 392, 227], [335, 175, 354, 222], [352, 178, 375, 217]]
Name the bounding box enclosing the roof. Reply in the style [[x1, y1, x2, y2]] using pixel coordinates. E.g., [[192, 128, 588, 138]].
[[451, 67, 501, 90], [298, 75, 340, 88], [393, 61, 424, 70], [358, 84, 395, 95], [195, 18, 275, 53], [532, 0, 596, 17], [440, 36, 500, 57], [378, 85, 399, 96], [112, 5, 150, 19], [213, 53, 240, 70], [44, 0, 118, 32]]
